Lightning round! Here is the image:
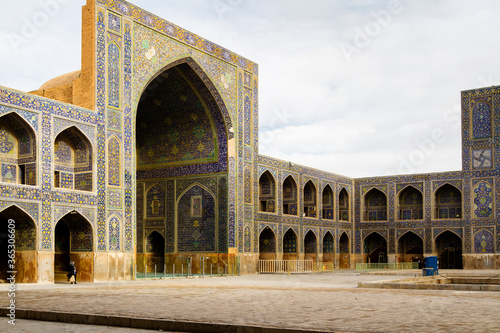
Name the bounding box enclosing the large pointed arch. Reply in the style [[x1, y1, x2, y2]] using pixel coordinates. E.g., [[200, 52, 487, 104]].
[[259, 226, 276, 260], [397, 186, 423, 220], [339, 187, 349, 221], [322, 184, 334, 220], [283, 175, 298, 215], [363, 188, 387, 221], [303, 180, 317, 218], [304, 229, 317, 261], [135, 59, 231, 179], [363, 231, 387, 264], [434, 184, 462, 219], [339, 232, 350, 269], [145, 230, 165, 273], [322, 231, 334, 263], [397, 231, 423, 265], [435, 230, 463, 269], [283, 227, 298, 260], [54, 212, 94, 282], [54, 126, 93, 192], [0, 205, 37, 283], [0, 112, 37, 185], [134, 57, 233, 137], [259, 170, 276, 213]]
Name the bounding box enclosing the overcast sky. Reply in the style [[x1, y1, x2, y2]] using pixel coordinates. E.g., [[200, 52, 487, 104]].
[[1, 0, 499, 178]]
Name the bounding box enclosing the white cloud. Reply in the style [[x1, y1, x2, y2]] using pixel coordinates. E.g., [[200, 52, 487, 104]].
[[1, 0, 498, 178]]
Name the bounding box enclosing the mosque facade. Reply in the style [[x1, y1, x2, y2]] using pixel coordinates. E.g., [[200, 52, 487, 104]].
[[0, 0, 498, 283]]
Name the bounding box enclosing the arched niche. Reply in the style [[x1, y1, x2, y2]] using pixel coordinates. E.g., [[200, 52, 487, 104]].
[[259, 171, 276, 213], [283, 176, 297, 215], [0, 113, 37, 186], [54, 126, 93, 192]]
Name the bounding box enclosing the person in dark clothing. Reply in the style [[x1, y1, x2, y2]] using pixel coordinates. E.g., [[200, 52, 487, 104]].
[[67, 261, 77, 284]]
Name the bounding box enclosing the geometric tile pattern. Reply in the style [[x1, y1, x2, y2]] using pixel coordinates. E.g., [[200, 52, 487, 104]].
[[108, 215, 121, 251], [107, 188, 122, 210], [108, 12, 121, 34], [108, 43, 120, 108], [177, 185, 215, 252], [1, 164, 16, 183], [473, 181, 493, 218], [474, 228, 494, 253], [472, 148, 492, 169], [96, 10, 107, 251], [97, 0, 258, 74], [472, 100, 491, 139], [244, 95, 251, 145], [108, 137, 120, 186]]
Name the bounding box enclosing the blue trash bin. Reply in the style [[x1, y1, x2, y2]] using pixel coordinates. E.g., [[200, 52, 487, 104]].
[[424, 256, 439, 275]]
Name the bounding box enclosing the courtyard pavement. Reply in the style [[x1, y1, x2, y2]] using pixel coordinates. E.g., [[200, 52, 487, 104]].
[[1, 270, 500, 332]]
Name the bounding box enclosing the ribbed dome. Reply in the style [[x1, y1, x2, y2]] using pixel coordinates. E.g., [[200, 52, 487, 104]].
[[39, 70, 81, 90]]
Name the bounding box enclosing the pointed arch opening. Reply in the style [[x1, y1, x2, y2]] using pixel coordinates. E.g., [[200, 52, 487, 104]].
[[397, 232, 423, 266], [322, 185, 334, 220], [398, 186, 423, 220], [283, 176, 297, 215], [54, 212, 94, 282], [135, 60, 231, 260], [363, 232, 387, 264], [135, 61, 229, 178], [145, 231, 165, 273], [303, 181, 317, 218], [283, 228, 298, 260], [259, 171, 276, 213], [435, 231, 463, 269], [363, 189, 387, 221], [54, 126, 93, 192], [339, 188, 349, 221], [322, 232, 334, 263], [339, 232, 350, 268], [434, 184, 462, 219], [304, 230, 317, 261], [259, 227, 276, 260], [0, 206, 37, 283], [0, 113, 37, 186]]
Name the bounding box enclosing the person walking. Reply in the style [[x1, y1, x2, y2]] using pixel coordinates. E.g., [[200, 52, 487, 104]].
[[67, 261, 77, 284]]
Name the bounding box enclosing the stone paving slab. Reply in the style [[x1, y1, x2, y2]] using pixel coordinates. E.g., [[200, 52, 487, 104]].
[[1, 272, 500, 332], [0, 318, 166, 333]]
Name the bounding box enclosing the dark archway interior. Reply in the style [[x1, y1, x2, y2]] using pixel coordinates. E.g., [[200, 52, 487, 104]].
[[323, 232, 334, 262], [259, 227, 276, 260], [436, 231, 463, 269], [0, 113, 37, 186], [135, 61, 229, 262], [259, 171, 276, 213], [364, 189, 387, 221], [435, 185, 462, 219], [339, 233, 350, 268], [283, 229, 297, 260], [322, 186, 334, 220], [145, 231, 165, 273], [364, 233, 387, 264], [54, 213, 94, 282], [0, 206, 37, 283], [398, 232, 423, 266], [303, 181, 316, 217], [399, 186, 423, 220], [54, 126, 93, 191], [339, 189, 349, 221], [282, 176, 297, 215]]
